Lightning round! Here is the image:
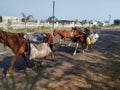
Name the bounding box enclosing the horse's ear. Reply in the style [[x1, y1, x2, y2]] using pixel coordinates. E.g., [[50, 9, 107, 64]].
[[72, 27, 74, 30], [18, 33, 25, 37], [78, 27, 81, 31], [74, 27, 77, 30], [53, 29, 56, 31]]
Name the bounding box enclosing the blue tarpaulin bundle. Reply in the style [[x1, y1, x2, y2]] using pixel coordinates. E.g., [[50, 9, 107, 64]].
[[24, 32, 47, 43]]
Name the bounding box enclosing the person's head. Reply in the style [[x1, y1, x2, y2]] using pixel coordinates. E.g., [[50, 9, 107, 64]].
[[85, 28, 90, 32]]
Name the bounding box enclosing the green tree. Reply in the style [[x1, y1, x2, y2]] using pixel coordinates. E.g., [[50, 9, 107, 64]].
[[7, 19, 13, 29], [21, 12, 33, 28], [97, 21, 103, 27], [74, 19, 79, 26], [7, 19, 12, 27], [114, 19, 120, 25], [47, 16, 57, 23]]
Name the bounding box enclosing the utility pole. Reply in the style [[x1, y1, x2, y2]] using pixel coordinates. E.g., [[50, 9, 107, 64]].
[[52, 1, 55, 29], [108, 14, 111, 25]]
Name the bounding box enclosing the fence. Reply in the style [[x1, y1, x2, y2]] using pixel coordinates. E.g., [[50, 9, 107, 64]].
[[0, 22, 92, 29]]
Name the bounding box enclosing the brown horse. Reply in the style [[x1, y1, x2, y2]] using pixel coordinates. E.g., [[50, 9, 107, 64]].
[[0, 31, 54, 77], [4, 32, 53, 51], [53, 29, 74, 45]]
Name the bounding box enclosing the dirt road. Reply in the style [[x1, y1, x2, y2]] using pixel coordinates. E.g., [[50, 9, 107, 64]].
[[0, 29, 120, 90]]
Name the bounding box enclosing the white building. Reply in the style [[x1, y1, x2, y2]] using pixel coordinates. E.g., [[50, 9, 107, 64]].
[[0, 16, 22, 23]]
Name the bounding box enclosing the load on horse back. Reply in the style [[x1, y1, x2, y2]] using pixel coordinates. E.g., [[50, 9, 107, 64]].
[[0, 31, 54, 77], [84, 28, 99, 50], [24, 32, 54, 60]]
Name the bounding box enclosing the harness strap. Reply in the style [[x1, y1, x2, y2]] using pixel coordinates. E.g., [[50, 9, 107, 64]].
[[74, 35, 84, 37], [28, 40, 31, 55], [25, 39, 31, 55], [3, 31, 7, 45]]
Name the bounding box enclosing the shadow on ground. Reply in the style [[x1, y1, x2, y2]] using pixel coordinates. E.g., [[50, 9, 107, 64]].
[[0, 29, 120, 90]]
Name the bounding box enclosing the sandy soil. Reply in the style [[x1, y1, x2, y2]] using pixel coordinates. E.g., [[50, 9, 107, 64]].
[[0, 29, 120, 90]]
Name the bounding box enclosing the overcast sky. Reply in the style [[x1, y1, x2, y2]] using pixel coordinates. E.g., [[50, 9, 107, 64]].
[[0, 0, 120, 23]]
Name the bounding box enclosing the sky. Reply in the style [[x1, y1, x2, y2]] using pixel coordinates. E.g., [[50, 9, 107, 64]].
[[0, 0, 120, 23]]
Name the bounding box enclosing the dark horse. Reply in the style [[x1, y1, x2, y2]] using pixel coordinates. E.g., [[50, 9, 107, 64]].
[[72, 27, 99, 55], [0, 31, 55, 77], [71, 27, 86, 55]]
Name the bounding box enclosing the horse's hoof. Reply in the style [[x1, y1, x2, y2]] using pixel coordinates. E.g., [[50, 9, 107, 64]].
[[26, 67, 31, 71], [41, 60, 47, 66], [81, 50, 85, 53], [73, 53, 75, 56], [27, 64, 31, 68], [6, 73, 11, 78], [51, 58, 55, 61]]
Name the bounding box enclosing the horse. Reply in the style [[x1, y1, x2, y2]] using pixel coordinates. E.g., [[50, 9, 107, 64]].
[[53, 29, 74, 45], [71, 27, 86, 55], [71, 27, 99, 55], [4, 32, 53, 51], [52, 27, 87, 55], [0, 31, 55, 77]]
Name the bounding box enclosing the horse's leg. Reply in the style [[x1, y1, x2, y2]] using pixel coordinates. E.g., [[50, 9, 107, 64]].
[[64, 37, 66, 45], [49, 43, 53, 51], [50, 51, 55, 60], [40, 52, 55, 66], [59, 38, 62, 45], [6, 52, 21, 77], [22, 54, 31, 68], [90, 44, 93, 50], [84, 43, 89, 51], [73, 42, 79, 56], [68, 41, 72, 46], [4, 44, 7, 51], [81, 43, 85, 53]]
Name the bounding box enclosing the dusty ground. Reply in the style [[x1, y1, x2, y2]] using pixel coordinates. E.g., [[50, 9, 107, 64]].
[[0, 29, 120, 90]]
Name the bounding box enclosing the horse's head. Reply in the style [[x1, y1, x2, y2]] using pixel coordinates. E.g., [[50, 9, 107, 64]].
[[53, 29, 58, 36], [72, 27, 85, 36]]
